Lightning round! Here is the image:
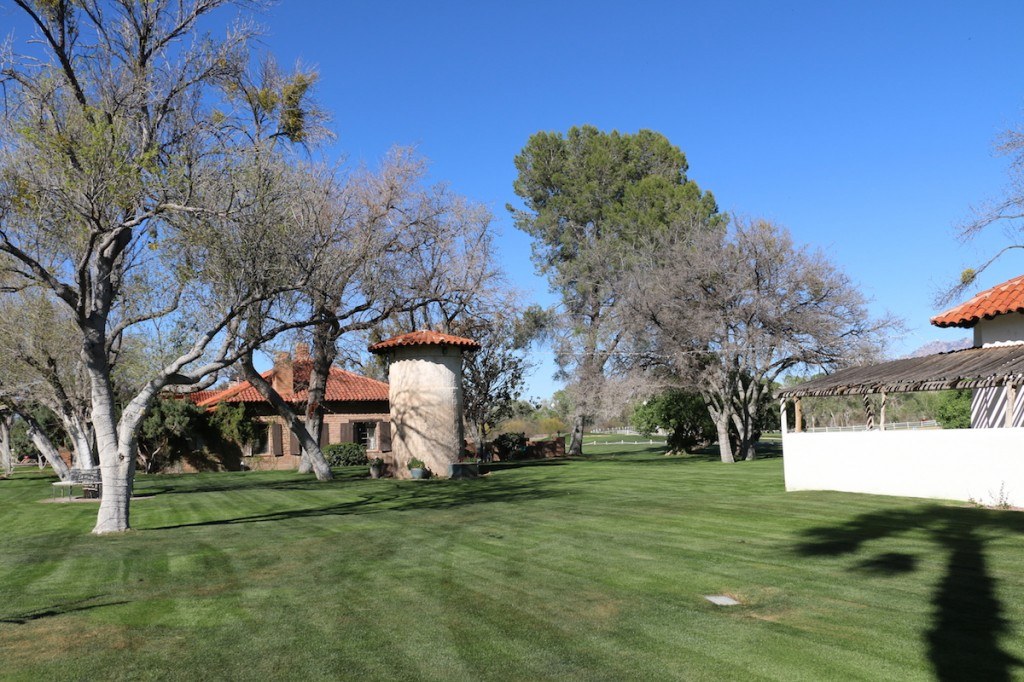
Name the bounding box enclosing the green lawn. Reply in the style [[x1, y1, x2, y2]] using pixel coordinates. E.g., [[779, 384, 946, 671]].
[[2, 451, 1024, 681]]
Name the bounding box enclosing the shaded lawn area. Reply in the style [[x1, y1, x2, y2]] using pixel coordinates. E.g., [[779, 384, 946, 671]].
[[2, 452, 1024, 681]]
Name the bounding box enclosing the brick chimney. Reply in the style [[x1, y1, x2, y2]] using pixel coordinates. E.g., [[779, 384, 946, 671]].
[[294, 342, 311, 361], [272, 351, 293, 394]]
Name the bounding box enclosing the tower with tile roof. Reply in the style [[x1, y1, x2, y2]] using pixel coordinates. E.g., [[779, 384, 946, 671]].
[[369, 331, 481, 478]]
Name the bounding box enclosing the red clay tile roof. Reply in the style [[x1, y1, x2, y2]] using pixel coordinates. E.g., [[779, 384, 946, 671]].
[[368, 330, 481, 354], [931, 274, 1024, 328], [184, 390, 218, 405], [195, 363, 388, 408]]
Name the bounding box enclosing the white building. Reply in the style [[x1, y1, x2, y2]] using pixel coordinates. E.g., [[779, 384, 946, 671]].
[[778, 274, 1024, 507]]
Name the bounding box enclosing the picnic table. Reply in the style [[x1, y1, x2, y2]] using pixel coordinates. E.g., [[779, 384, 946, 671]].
[[52, 469, 102, 500]]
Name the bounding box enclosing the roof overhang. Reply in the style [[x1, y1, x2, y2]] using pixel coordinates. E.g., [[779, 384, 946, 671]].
[[778, 345, 1024, 398]]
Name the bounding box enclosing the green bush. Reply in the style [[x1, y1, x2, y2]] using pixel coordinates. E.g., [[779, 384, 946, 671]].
[[936, 389, 972, 429], [323, 442, 368, 467]]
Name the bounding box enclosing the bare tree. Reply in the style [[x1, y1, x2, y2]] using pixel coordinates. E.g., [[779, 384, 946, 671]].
[[236, 147, 498, 479], [0, 1, 327, 533], [0, 292, 95, 470], [625, 218, 892, 462], [943, 127, 1024, 302]]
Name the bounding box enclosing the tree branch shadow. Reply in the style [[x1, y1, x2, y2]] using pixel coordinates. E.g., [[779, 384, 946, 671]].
[[795, 505, 1024, 681], [145, 477, 562, 531], [0, 595, 130, 624]]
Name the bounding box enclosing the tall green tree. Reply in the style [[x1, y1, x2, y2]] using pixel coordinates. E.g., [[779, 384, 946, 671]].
[[509, 126, 721, 456], [631, 390, 715, 454]]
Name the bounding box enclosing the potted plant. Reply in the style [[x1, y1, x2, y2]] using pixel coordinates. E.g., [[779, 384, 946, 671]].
[[408, 458, 428, 479], [369, 457, 385, 479]]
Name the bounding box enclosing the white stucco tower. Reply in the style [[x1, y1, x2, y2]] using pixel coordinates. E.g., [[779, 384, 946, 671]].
[[368, 330, 480, 479]]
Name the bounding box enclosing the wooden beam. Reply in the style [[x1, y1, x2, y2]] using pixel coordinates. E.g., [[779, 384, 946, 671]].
[[863, 394, 875, 430], [794, 398, 803, 433], [1006, 384, 1016, 428]]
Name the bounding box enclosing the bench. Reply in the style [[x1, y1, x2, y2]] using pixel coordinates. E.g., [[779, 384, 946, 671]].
[[52, 468, 102, 500]]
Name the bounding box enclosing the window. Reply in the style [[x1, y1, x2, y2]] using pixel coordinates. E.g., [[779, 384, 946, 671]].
[[354, 422, 377, 451]]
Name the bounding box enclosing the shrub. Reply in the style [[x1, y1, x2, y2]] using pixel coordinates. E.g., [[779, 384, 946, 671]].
[[936, 389, 972, 429], [408, 458, 425, 470], [323, 442, 368, 467], [493, 432, 528, 461]]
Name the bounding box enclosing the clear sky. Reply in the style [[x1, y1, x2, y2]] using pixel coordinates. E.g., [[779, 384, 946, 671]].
[[6, 1, 1024, 399]]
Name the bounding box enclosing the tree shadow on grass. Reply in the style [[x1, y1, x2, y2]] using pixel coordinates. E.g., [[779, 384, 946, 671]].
[[146, 476, 562, 531], [795, 505, 1024, 681], [586, 439, 783, 464], [480, 459, 571, 472], [0, 595, 130, 624], [137, 469, 372, 497]]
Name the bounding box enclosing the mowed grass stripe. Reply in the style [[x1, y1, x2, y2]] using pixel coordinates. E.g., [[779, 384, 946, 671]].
[[2, 455, 1024, 680]]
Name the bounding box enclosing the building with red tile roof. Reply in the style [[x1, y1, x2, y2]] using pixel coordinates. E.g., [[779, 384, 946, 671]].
[[368, 329, 481, 354], [931, 274, 1024, 328], [188, 344, 391, 471]]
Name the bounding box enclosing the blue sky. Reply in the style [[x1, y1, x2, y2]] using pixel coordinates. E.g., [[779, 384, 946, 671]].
[[6, 1, 1024, 399]]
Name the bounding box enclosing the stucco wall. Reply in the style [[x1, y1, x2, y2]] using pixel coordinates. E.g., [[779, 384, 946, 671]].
[[782, 429, 1024, 507], [973, 312, 1024, 346], [388, 346, 465, 478], [969, 315, 1024, 428], [971, 387, 1024, 428]]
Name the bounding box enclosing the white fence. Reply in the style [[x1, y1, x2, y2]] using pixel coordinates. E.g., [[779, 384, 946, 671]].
[[783, 428, 1024, 507], [582, 439, 663, 447], [590, 427, 641, 436], [803, 420, 938, 433]]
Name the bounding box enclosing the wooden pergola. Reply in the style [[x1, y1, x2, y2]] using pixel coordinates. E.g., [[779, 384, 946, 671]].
[[777, 345, 1024, 431]]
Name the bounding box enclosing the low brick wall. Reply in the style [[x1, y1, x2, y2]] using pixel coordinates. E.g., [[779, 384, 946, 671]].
[[465, 435, 566, 462], [526, 436, 566, 459]]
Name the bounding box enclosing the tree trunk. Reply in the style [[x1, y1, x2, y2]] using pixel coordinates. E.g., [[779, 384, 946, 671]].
[[296, 452, 313, 474], [23, 415, 71, 480], [67, 414, 95, 470], [93, 443, 136, 534], [240, 354, 333, 480], [301, 411, 324, 472], [568, 413, 585, 457], [729, 410, 755, 462], [0, 413, 12, 476], [301, 304, 340, 475], [473, 420, 487, 462], [714, 416, 735, 463], [85, 334, 137, 534]]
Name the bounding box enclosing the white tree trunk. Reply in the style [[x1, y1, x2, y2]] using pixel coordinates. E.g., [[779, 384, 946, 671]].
[[88, 356, 135, 534], [25, 418, 71, 480], [0, 413, 14, 476], [66, 414, 95, 470], [714, 417, 735, 464]]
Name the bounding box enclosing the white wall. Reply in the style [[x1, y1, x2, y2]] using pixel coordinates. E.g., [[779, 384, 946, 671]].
[[388, 346, 465, 478], [783, 429, 1024, 507], [973, 312, 1024, 346], [971, 386, 1024, 428]]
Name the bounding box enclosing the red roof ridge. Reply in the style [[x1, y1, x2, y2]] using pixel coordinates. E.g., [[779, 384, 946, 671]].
[[368, 329, 481, 354], [195, 369, 275, 407], [194, 364, 388, 408], [932, 274, 1024, 328]]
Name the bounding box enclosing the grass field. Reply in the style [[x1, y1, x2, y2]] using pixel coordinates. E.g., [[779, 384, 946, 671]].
[[2, 447, 1024, 680]]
